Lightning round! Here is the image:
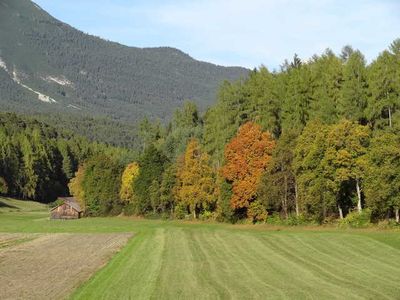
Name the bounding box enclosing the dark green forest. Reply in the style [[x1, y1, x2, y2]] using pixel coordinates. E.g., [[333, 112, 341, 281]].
[[0, 113, 135, 207], [1, 37, 399, 225]]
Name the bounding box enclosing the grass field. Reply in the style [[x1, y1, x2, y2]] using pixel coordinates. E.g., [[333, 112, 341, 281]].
[[1, 197, 400, 299]]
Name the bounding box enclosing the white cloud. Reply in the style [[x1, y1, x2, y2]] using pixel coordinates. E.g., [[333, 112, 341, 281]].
[[144, 0, 400, 68], [35, 0, 400, 69]]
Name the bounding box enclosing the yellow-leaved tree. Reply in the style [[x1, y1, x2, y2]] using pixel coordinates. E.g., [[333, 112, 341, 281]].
[[174, 139, 216, 219], [120, 162, 140, 203], [68, 164, 86, 210]]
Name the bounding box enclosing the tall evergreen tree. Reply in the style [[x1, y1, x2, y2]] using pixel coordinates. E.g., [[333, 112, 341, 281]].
[[310, 49, 342, 123], [368, 50, 399, 130], [133, 145, 167, 214], [338, 50, 369, 122], [281, 62, 314, 131]]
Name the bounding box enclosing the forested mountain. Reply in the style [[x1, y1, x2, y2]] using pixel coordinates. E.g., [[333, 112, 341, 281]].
[[0, 0, 248, 140]]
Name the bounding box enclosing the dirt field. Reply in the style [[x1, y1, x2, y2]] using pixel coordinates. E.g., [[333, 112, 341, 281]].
[[0, 233, 132, 300]]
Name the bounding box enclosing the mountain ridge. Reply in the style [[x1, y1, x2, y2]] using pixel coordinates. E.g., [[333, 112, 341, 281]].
[[0, 0, 248, 128]]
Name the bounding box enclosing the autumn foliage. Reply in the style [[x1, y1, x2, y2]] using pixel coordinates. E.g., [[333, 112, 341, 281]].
[[222, 122, 275, 210], [68, 164, 86, 210], [174, 139, 216, 218], [120, 162, 140, 202]]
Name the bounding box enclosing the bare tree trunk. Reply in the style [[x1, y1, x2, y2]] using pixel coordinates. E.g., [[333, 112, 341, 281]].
[[388, 106, 392, 128], [193, 207, 197, 219], [338, 205, 344, 219], [284, 174, 288, 219], [395, 208, 399, 223], [356, 179, 362, 213], [295, 181, 299, 217]]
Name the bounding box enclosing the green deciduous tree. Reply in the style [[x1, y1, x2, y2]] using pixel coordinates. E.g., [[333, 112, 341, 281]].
[[259, 129, 299, 218], [83, 155, 124, 216], [322, 120, 370, 215], [294, 120, 331, 220], [364, 132, 400, 222]]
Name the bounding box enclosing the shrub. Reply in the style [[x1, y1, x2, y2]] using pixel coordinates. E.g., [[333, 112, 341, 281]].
[[248, 201, 268, 223], [0, 177, 8, 195], [199, 210, 216, 221], [266, 213, 317, 226], [144, 211, 161, 219], [174, 203, 187, 219], [123, 203, 135, 216], [376, 219, 400, 229], [339, 209, 372, 228]]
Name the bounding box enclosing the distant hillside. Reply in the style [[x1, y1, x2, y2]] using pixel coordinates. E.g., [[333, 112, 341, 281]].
[[0, 0, 248, 129]]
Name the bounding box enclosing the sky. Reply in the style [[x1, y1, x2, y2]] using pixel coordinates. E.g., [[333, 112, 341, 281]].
[[34, 0, 400, 70]]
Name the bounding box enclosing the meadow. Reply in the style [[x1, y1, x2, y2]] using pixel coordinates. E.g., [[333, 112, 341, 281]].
[[1, 197, 400, 300]]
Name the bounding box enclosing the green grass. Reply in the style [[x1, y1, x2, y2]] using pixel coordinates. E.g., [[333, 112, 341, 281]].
[[1, 198, 400, 299], [0, 196, 48, 213]]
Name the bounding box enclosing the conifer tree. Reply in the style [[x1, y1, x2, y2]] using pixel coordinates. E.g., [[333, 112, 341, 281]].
[[133, 145, 167, 214], [338, 50, 369, 122], [368, 50, 399, 129]]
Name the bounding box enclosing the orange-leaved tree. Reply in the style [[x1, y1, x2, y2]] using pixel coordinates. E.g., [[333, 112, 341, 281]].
[[222, 122, 275, 210], [174, 138, 216, 219]]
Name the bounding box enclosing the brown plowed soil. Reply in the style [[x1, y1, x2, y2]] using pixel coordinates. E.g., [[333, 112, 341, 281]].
[[0, 233, 132, 300]]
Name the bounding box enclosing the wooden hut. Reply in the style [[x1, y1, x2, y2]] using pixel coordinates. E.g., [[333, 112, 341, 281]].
[[50, 197, 82, 219]]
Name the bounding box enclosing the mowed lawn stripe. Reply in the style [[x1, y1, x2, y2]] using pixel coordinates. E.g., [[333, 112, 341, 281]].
[[268, 234, 399, 299], [267, 234, 390, 299], [330, 235, 400, 270], [217, 231, 289, 299], [243, 233, 343, 299], [72, 226, 400, 300], [185, 230, 231, 299], [195, 229, 278, 299], [152, 228, 204, 299], [196, 230, 252, 298], [301, 234, 400, 285], [73, 229, 165, 299]]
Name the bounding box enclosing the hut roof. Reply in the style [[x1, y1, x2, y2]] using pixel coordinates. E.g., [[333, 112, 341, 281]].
[[51, 197, 82, 212]]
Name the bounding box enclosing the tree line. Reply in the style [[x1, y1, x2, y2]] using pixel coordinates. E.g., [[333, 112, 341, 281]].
[[0, 113, 135, 204], [90, 40, 396, 224], [1, 39, 399, 225]]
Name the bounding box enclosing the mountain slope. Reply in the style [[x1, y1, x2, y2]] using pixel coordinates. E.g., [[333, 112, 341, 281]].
[[0, 0, 248, 125]]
